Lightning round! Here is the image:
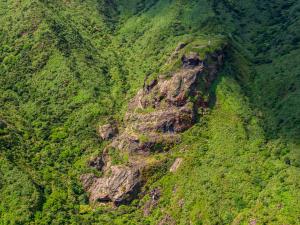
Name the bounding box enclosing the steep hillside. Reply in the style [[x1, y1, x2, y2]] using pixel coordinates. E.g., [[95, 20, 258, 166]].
[[0, 0, 299, 224], [0, 0, 119, 223], [216, 0, 300, 142]]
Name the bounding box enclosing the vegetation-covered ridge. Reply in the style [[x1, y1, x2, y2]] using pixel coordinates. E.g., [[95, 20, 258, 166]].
[[81, 44, 225, 206], [0, 0, 299, 224]]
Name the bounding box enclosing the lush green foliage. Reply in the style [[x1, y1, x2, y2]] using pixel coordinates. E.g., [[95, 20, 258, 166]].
[[0, 0, 299, 224]]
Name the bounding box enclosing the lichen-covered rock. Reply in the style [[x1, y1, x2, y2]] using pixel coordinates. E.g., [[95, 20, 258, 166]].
[[98, 123, 118, 141], [81, 45, 225, 205], [110, 132, 179, 155], [81, 165, 141, 205], [169, 158, 183, 172]]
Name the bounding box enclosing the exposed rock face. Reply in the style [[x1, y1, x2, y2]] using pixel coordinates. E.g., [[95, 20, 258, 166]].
[[81, 46, 224, 205], [98, 123, 118, 140], [81, 165, 141, 205], [169, 158, 183, 172]]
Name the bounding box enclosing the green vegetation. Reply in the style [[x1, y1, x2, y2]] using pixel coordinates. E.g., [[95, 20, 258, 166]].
[[0, 0, 299, 224], [116, 75, 300, 224], [108, 147, 129, 165]]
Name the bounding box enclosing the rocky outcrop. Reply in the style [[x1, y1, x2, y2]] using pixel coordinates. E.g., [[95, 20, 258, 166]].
[[98, 123, 118, 140], [169, 158, 183, 172], [81, 165, 141, 205], [81, 45, 225, 205]]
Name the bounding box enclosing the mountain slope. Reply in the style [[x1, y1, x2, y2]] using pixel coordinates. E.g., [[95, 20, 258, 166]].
[[0, 0, 299, 224]]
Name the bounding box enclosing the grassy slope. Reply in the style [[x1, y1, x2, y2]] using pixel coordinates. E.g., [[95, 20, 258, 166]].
[[0, 0, 299, 224]]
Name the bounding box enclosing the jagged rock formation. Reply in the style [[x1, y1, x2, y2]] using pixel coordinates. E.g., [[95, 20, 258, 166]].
[[81, 45, 224, 205], [97, 123, 118, 141], [81, 165, 141, 204]]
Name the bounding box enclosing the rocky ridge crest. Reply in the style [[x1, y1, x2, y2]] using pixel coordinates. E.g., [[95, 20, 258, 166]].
[[81, 44, 225, 205]]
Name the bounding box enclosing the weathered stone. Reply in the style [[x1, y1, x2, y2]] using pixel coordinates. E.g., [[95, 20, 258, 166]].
[[110, 132, 179, 154], [169, 158, 183, 172], [88, 156, 105, 171], [80, 173, 96, 192], [82, 46, 225, 205], [98, 123, 118, 140], [126, 107, 194, 133], [81, 165, 141, 205]]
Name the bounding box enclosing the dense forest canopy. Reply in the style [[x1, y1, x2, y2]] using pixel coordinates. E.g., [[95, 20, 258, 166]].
[[0, 0, 299, 224]]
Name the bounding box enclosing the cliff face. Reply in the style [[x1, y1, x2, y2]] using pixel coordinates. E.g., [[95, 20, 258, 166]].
[[81, 45, 225, 205]]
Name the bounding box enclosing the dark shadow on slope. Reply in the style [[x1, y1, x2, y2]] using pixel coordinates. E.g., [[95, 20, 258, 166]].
[[212, 0, 300, 147]]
